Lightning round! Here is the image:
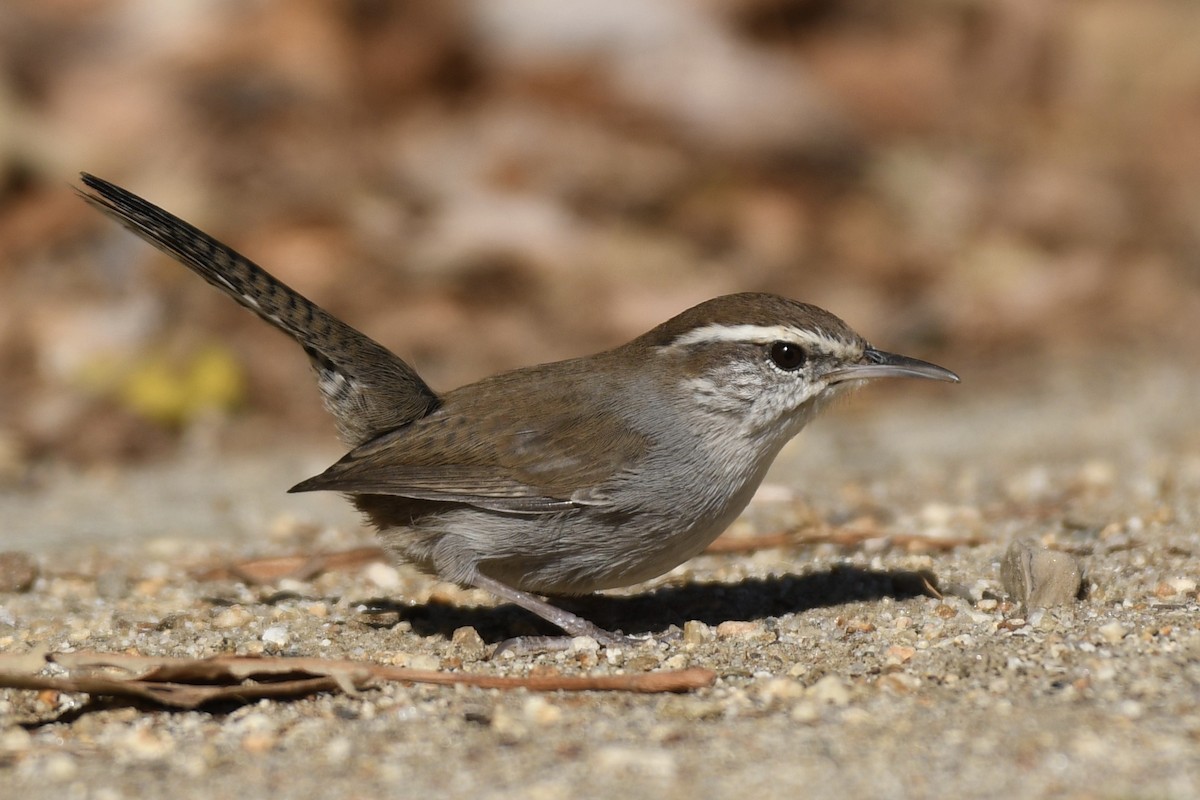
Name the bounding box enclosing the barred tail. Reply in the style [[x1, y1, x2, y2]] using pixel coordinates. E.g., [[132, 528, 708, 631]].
[[79, 173, 440, 444]]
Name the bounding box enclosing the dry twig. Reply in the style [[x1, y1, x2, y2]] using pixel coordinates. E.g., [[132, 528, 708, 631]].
[[0, 651, 715, 709]]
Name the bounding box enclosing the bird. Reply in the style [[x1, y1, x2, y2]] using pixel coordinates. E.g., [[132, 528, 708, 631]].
[[78, 173, 959, 649]]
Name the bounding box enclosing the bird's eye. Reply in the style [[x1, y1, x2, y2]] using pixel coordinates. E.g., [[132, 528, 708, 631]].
[[768, 341, 807, 371]]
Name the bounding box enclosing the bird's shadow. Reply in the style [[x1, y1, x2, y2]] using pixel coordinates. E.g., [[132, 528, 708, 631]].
[[360, 565, 940, 643]]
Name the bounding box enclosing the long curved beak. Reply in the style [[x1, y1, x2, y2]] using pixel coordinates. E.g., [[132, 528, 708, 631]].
[[825, 347, 960, 384]]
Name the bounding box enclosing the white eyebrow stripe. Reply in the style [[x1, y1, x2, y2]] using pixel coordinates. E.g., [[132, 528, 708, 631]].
[[668, 323, 860, 359]]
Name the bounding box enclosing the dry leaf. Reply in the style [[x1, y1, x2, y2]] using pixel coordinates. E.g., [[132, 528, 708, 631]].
[[0, 651, 715, 710]]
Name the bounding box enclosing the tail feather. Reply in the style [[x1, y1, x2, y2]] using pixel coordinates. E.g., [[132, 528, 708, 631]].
[[79, 173, 440, 444]]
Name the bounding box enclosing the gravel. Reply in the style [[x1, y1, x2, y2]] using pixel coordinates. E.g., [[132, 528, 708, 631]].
[[2, 359, 1199, 799]]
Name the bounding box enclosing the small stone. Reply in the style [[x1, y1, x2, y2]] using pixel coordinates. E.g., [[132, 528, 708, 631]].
[[807, 674, 850, 706], [133, 577, 168, 597], [626, 653, 664, 671], [324, 736, 353, 765], [1098, 621, 1127, 645], [758, 677, 805, 703], [393, 652, 440, 671], [120, 727, 176, 760], [242, 731, 278, 754], [682, 620, 714, 645], [522, 696, 562, 727], [663, 653, 689, 670], [569, 635, 600, 653], [1117, 699, 1144, 719], [490, 707, 528, 743], [1001, 540, 1083, 609], [261, 625, 290, 648], [452, 626, 486, 656], [789, 700, 820, 723], [975, 598, 998, 612], [840, 707, 873, 725], [1078, 460, 1116, 487], [363, 562, 402, 590], [841, 618, 876, 633], [212, 606, 255, 629], [304, 602, 329, 618], [0, 551, 38, 593], [1169, 577, 1198, 594], [41, 753, 78, 780], [236, 714, 278, 753], [716, 620, 759, 638], [0, 726, 32, 753], [884, 645, 916, 666]]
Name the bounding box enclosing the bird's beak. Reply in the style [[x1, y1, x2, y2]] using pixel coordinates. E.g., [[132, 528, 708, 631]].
[[825, 347, 960, 384]]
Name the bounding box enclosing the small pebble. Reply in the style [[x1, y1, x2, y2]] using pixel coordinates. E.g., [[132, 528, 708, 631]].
[[1001, 540, 1083, 609], [663, 653, 689, 670], [757, 677, 805, 703], [522, 696, 562, 727], [1098, 621, 1127, 645], [261, 625, 290, 647], [489, 707, 528, 743], [716, 620, 759, 638], [362, 562, 402, 590], [807, 675, 851, 706], [885, 645, 916, 665], [452, 626, 487, 656], [119, 727, 176, 760], [0, 726, 32, 753], [40, 753, 78, 781], [790, 701, 820, 723], [682, 620, 714, 644], [212, 606, 255, 629], [1169, 577, 1197, 594], [569, 635, 600, 653], [324, 736, 353, 765], [393, 652, 440, 671]]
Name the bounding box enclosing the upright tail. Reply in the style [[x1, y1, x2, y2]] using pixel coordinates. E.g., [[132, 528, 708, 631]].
[[79, 173, 440, 445]]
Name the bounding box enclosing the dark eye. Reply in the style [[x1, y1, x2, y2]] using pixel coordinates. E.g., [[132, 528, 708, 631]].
[[768, 341, 807, 371]]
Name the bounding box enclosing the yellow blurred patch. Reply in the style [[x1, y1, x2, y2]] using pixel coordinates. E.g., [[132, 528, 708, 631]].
[[114, 345, 246, 426]]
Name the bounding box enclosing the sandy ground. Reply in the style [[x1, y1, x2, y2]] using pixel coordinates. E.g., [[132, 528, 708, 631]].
[[2, 355, 1199, 800]]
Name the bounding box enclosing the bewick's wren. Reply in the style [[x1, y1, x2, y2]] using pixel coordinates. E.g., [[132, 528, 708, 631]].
[[80, 174, 959, 647]]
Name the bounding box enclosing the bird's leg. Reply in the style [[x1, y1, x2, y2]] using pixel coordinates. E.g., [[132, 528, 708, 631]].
[[469, 573, 642, 655]]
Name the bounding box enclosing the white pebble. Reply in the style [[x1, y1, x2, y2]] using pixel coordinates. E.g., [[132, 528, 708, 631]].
[[261, 625, 290, 647], [1098, 622, 1126, 645], [570, 636, 600, 653], [363, 562, 402, 590]]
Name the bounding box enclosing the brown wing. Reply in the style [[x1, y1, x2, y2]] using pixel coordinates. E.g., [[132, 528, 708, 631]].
[[288, 361, 650, 515]]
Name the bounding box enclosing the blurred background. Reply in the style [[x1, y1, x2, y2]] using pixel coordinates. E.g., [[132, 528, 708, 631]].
[[1, 0, 1198, 470]]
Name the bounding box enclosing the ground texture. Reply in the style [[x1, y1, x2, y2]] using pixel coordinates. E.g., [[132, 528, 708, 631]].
[[2, 358, 1198, 800]]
